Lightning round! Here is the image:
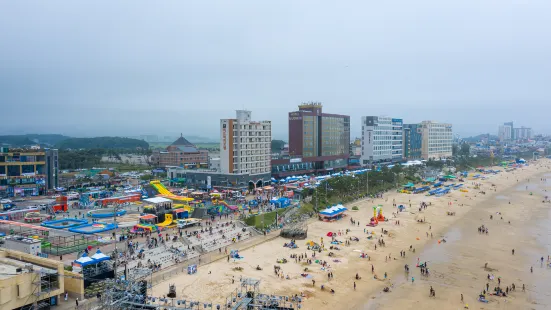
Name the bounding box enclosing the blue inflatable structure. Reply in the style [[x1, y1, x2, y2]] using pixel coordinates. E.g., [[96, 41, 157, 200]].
[[41, 219, 88, 229], [87, 209, 127, 218], [68, 222, 118, 234]]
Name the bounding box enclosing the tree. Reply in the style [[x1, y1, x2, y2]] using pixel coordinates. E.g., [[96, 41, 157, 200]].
[[271, 140, 286, 153], [452, 144, 460, 156], [460, 143, 471, 156]]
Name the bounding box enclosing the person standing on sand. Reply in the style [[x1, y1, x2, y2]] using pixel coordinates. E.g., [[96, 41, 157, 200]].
[[354, 281, 356, 290]]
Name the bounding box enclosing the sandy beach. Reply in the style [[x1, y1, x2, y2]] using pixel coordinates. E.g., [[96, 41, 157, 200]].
[[152, 159, 551, 309]]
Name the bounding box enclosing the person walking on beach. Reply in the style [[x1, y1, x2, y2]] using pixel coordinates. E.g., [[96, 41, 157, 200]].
[[512, 249, 515, 255], [354, 281, 356, 290]]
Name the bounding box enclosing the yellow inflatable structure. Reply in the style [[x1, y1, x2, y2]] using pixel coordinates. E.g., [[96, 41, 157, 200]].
[[157, 213, 176, 228]]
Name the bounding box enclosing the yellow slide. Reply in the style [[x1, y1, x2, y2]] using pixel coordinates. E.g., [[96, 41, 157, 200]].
[[157, 213, 176, 228], [150, 180, 194, 202]]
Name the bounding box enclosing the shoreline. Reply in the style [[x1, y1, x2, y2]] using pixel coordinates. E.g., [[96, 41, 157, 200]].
[[150, 160, 551, 309]]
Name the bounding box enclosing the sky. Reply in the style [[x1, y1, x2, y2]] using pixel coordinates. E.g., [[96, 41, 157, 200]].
[[1, 0, 550, 141]]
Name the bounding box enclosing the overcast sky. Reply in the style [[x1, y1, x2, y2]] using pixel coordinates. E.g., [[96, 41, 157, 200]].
[[1, 1, 550, 141]]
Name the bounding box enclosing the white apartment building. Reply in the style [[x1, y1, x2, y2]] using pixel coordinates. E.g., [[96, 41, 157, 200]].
[[360, 116, 404, 164], [498, 125, 513, 141], [420, 121, 453, 160], [220, 110, 271, 175], [513, 127, 532, 140]]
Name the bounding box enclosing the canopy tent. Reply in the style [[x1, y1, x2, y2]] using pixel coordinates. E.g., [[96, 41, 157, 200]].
[[403, 183, 415, 188], [443, 175, 456, 179], [319, 205, 347, 216], [74, 253, 95, 267], [139, 214, 157, 220], [143, 197, 172, 204], [91, 249, 110, 262]]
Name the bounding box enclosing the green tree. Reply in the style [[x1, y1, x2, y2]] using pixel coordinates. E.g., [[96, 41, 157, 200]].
[[460, 143, 471, 156], [452, 144, 460, 156], [271, 140, 286, 153]]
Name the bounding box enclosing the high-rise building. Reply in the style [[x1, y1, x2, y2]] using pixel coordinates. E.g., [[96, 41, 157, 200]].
[[45, 148, 59, 191], [360, 116, 403, 164], [513, 127, 533, 140], [403, 124, 422, 159], [504, 121, 514, 140], [420, 121, 453, 160], [220, 110, 271, 175], [271, 103, 350, 178], [0, 147, 58, 197], [498, 123, 513, 141]]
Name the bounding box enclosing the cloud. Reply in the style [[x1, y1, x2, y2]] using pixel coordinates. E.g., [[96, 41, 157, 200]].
[[1, 0, 550, 139]]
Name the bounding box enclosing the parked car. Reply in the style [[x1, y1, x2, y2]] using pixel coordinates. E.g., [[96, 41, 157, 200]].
[[0, 199, 12, 204]]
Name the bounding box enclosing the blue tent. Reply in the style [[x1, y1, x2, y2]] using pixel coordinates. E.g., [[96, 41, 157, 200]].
[[74, 253, 96, 267], [91, 249, 110, 262]]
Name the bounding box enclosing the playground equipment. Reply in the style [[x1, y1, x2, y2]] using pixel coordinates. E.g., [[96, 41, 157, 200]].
[[24, 212, 52, 223], [68, 222, 119, 234], [51, 196, 68, 213], [377, 206, 385, 221], [150, 180, 194, 202], [368, 205, 384, 226], [157, 213, 176, 228], [87, 208, 127, 218], [132, 223, 158, 233], [42, 218, 88, 229]]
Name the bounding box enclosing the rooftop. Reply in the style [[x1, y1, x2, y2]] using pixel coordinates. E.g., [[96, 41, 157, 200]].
[[171, 134, 195, 147], [0, 256, 57, 280]]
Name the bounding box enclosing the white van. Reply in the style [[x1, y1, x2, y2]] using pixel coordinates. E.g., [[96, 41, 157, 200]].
[[177, 218, 201, 229]]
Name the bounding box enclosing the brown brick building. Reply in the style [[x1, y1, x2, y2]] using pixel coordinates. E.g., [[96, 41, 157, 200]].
[[152, 134, 209, 168]]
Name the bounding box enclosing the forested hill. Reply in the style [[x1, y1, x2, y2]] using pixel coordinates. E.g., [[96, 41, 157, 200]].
[[0, 134, 71, 146], [56, 137, 149, 150]]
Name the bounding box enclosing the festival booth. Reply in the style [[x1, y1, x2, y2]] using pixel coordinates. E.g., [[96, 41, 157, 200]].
[[270, 197, 291, 209], [319, 205, 347, 222]]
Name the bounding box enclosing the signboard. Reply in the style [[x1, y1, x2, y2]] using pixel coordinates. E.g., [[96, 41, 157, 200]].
[[290, 158, 302, 163], [207, 176, 211, 188], [222, 122, 227, 150]]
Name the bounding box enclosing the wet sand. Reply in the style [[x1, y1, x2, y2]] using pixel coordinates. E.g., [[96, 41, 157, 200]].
[[152, 160, 551, 309]]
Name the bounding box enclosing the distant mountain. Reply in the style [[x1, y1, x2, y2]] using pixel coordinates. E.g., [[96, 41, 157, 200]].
[[0, 134, 71, 147], [57, 137, 149, 150]]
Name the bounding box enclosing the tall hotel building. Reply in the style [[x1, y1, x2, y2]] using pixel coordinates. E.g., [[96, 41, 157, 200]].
[[420, 121, 453, 159], [220, 110, 271, 176], [271, 103, 350, 178], [360, 116, 404, 164]]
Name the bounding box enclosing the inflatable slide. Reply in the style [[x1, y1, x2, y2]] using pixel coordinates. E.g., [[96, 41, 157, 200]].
[[150, 181, 194, 202], [157, 214, 176, 228]]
